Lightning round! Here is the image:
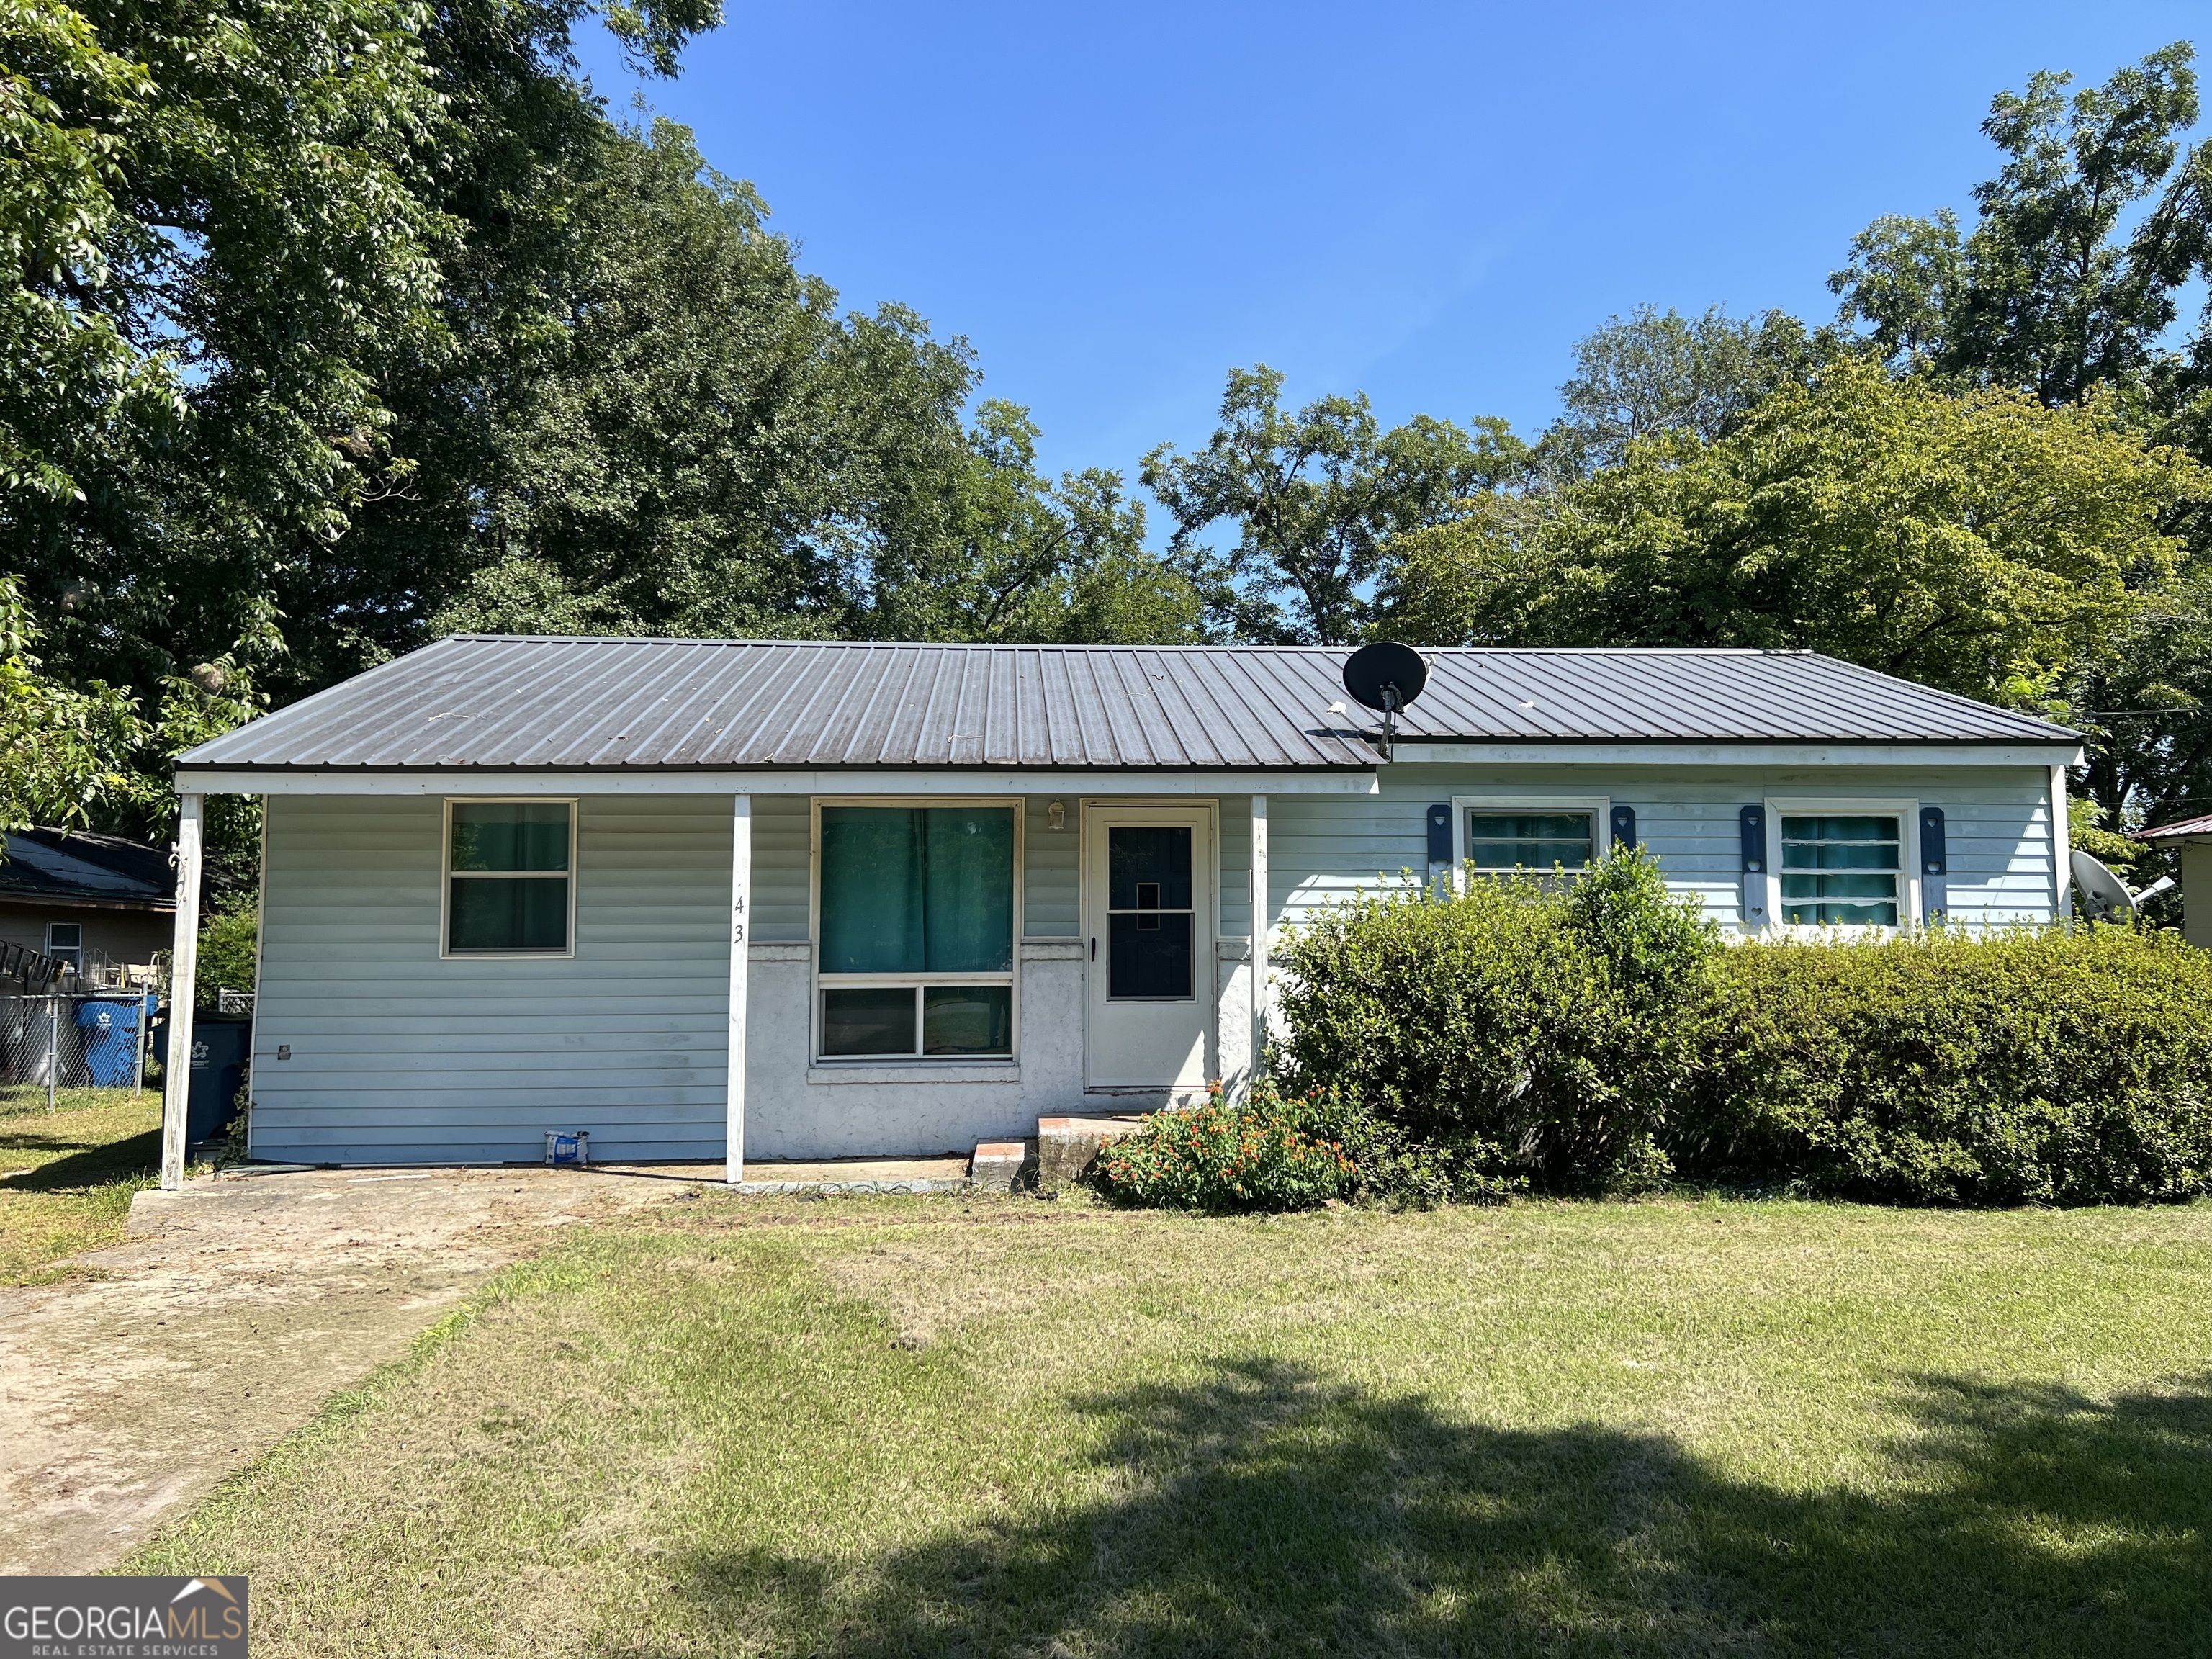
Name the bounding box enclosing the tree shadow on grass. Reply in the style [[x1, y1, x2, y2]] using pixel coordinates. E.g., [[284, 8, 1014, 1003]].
[[674, 1359, 2212, 1658], [0, 1126, 158, 1192]]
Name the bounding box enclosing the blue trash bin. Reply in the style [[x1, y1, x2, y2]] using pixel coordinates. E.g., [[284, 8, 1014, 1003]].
[[73, 996, 147, 1087]]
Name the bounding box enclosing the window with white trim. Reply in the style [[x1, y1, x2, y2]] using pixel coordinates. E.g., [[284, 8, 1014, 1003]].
[[1779, 814, 1901, 927], [1464, 809, 1598, 875], [817, 804, 1015, 1058], [44, 922, 81, 970], [444, 800, 574, 955]]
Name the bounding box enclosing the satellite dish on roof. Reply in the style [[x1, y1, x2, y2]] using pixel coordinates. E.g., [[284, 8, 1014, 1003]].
[[1341, 642, 1428, 761], [1342, 642, 1428, 714], [2070, 850, 2177, 923]]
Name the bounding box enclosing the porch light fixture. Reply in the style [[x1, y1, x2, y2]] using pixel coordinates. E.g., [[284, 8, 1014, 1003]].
[[1048, 801, 1066, 830]]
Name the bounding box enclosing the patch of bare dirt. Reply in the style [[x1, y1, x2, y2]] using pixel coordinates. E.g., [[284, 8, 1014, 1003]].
[[0, 1163, 703, 1574]]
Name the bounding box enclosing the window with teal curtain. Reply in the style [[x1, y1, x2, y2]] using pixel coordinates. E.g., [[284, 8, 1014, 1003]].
[[819, 808, 925, 972], [819, 806, 1014, 974], [818, 804, 1017, 1058]]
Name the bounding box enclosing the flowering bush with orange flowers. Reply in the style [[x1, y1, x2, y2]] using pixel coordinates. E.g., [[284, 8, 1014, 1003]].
[[1093, 1079, 1501, 1212]]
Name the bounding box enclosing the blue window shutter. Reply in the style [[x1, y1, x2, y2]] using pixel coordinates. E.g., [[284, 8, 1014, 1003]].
[[1426, 804, 1452, 866], [1740, 805, 1766, 873], [1919, 806, 1948, 874], [1609, 805, 1637, 850]]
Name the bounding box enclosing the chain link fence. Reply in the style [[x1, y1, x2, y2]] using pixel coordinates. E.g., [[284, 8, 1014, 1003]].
[[0, 993, 156, 1111]]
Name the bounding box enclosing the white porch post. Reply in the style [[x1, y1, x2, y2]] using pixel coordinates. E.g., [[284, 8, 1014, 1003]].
[[726, 794, 752, 1185], [1250, 795, 1269, 1080], [159, 794, 204, 1192], [2051, 763, 2072, 930]]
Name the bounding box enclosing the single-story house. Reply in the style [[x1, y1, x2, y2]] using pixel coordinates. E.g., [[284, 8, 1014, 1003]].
[[153, 637, 2082, 1187], [0, 827, 175, 988]]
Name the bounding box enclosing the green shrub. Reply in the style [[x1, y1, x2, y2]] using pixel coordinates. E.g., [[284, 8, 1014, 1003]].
[[1274, 849, 1719, 1195], [1681, 926, 2212, 1206], [1093, 1080, 1512, 1213], [1093, 1082, 1357, 1212], [194, 899, 258, 1014]]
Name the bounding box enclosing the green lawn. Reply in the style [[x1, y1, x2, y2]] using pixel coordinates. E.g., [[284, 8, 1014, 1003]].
[[135, 1195, 2212, 1656], [0, 1086, 163, 1284]]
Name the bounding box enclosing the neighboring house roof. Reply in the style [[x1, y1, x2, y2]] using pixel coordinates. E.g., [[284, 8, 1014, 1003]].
[[175, 636, 2080, 775], [0, 827, 173, 909], [2135, 814, 2212, 844]]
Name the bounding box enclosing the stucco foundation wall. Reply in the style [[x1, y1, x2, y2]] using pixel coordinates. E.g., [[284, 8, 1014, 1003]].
[[1268, 762, 2061, 936], [251, 793, 732, 1164], [739, 942, 1084, 1160]]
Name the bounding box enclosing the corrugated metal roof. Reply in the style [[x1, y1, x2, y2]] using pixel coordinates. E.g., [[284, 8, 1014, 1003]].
[[175, 637, 2078, 774], [2135, 813, 2212, 842]]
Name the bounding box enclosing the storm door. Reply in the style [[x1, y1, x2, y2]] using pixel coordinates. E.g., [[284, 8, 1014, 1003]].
[[1085, 806, 1213, 1090]]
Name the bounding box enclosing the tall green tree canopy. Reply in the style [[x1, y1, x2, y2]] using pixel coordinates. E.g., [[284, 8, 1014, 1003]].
[[1143, 365, 1527, 644], [1539, 305, 1833, 476], [3, 0, 1209, 845], [1830, 41, 2212, 416], [1380, 359, 2206, 704]]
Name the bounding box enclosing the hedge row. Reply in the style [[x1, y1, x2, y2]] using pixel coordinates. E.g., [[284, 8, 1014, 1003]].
[[1110, 852, 2212, 1210]]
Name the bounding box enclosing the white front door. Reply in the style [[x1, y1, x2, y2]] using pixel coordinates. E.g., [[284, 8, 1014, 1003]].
[[1086, 804, 1214, 1090]]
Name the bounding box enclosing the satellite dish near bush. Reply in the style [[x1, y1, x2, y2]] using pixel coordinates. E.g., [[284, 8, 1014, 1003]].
[[2069, 850, 2176, 923], [1341, 642, 1429, 758]]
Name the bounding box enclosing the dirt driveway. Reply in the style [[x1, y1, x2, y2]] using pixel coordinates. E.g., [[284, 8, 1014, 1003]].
[[0, 1164, 702, 1575]]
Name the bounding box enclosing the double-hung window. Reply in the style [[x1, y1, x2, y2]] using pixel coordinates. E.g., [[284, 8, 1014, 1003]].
[[444, 800, 575, 956], [44, 922, 81, 971], [1779, 814, 1902, 927], [817, 804, 1016, 1058]]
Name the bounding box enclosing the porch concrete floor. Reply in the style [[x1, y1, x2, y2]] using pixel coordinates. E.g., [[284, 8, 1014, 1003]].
[[739, 1156, 971, 1192], [0, 1161, 708, 1575]]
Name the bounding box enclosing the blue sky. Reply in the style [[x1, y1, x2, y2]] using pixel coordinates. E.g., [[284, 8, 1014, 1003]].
[[578, 2, 2207, 483]]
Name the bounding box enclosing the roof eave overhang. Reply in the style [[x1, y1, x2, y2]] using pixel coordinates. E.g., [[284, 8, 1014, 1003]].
[[1391, 738, 2085, 768], [169, 763, 1385, 797]]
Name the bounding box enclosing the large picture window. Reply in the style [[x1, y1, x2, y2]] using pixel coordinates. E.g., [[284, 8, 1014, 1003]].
[[817, 804, 1016, 1058], [1780, 814, 1901, 927], [444, 800, 574, 956]]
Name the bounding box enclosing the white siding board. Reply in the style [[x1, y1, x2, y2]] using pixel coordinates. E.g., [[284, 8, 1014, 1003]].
[[253, 793, 732, 1164]]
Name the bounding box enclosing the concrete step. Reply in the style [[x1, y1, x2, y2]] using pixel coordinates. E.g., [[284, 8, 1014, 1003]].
[[1034, 1114, 1149, 1192]]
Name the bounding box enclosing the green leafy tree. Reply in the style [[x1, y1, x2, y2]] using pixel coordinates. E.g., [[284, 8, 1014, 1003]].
[[1830, 42, 2211, 413], [1378, 359, 2206, 704], [0, 572, 147, 831], [397, 118, 974, 646], [1143, 365, 1529, 643], [1540, 305, 1835, 476], [3, 0, 726, 709], [873, 401, 1214, 644]]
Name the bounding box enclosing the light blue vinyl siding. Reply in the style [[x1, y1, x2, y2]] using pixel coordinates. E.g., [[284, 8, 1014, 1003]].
[[1219, 797, 1252, 940], [1025, 794, 1079, 937], [251, 793, 731, 1164], [750, 793, 810, 943], [1268, 764, 2057, 933]]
